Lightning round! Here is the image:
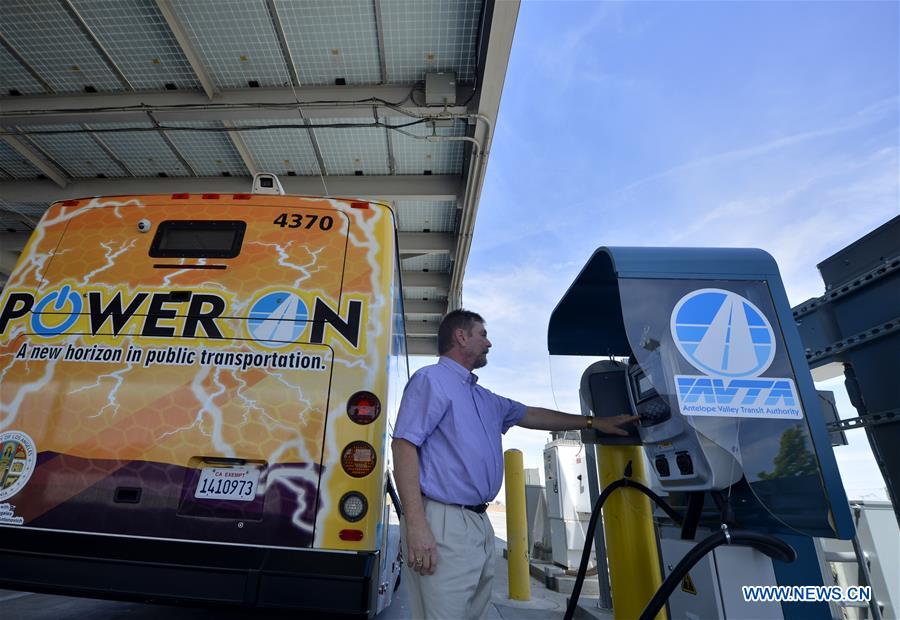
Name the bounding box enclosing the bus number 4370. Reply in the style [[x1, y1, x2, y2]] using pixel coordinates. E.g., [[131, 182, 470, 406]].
[[274, 213, 334, 230]]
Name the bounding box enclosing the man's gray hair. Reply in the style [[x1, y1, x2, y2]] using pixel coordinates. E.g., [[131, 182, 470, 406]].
[[437, 309, 485, 355]]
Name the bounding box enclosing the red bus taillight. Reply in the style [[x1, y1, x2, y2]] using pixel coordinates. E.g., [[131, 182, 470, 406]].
[[347, 391, 381, 425]]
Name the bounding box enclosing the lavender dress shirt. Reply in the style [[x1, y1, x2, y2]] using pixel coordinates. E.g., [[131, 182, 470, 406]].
[[393, 356, 527, 505]]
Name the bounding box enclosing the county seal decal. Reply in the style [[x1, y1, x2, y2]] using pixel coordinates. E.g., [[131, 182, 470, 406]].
[[0, 431, 37, 502]]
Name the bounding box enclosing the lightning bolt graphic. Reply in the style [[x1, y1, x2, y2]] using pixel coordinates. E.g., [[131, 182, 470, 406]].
[[247, 241, 325, 289], [79, 239, 137, 286], [265, 465, 320, 535], [0, 334, 75, 430], [69, 360, 137, 419], [314, 202, 387, 546]]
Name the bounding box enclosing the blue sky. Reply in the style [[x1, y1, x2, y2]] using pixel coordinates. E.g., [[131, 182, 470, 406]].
[[415, 1, 899, 501]]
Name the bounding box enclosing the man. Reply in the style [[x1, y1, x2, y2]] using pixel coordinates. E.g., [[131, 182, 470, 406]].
[[392, 309, 637, 619]]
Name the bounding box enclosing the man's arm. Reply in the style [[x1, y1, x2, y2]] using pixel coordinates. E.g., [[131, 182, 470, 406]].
[[391, 438, 437, 575], [518, 406, 638, 436]]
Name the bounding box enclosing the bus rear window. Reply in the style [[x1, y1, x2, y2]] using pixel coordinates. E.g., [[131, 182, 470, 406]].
[[150, 220, 246, 258]]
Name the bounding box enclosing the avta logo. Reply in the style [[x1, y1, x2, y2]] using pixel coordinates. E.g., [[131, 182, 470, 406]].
[[671, 289, 774, 378], [244, 290, 363, 349], [248, 292, 309, 348], [0, 286, 364, 349], [670, 288, 802, 420]]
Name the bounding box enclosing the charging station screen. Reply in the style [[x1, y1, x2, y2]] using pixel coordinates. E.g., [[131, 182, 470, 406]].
[[617, 278, 840, 538]]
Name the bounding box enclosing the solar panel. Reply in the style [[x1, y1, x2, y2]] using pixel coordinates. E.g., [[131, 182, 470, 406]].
[[0, 43, 47, 96], [402, 254, 451, 272], [163, 121, 249, 177], [313, 118, 390, 176], [169, 0, 291, 89], [402, 286, 447, 302], [21, 124, 125, 178], [0, 141, 42, 178], [71, 0, 202, 91], [87, 122, 189, 177], [233, 120, 320, 176], [0, 0, 124, 93], [390, 116, 467, 175], [381, 0, 482, 84], [396, 200, 457, 233], [275, 0, 381, 86]]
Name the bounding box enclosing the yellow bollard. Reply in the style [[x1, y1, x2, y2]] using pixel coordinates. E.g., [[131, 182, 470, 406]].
[[598, 445, 666, 620], [504, 449, 531, 601]]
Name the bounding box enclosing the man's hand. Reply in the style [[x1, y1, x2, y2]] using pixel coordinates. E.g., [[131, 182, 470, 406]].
[[405, 518, 438, 575], [594, 414, 640, 436], [392, 438, 439, 575], [519, 407, 640, 434]]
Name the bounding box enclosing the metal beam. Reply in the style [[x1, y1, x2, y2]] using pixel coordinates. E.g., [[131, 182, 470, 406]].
[[407, 337, 438, 356], [398, 232, 454, 255], [0, 207, 39, 228], [377, 106, 396, 175], [406, 320, 440, 337], [373, 0, 389, 84], [0, 135, 68, 188], [0, 250, 21, 277], [404, 300, 447, 315], [60, 0, 134, 91], [84, 124, 135, 176], [0, 233, 28, 278], [402, 272, 450, 289], [0, 87, 471, 127], [145, 111, 198, 177], [449, 0, 519, 308], [0, 232, 29, 252], [222, 120, 258, 176], [0, 175, 459, 203], [0, 32, 53, 94], [156, 0, 217, 99], [265, 0, 301, 88]]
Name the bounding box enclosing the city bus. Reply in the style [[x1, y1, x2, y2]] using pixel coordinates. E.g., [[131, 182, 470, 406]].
[[0, 174, 408, 617]]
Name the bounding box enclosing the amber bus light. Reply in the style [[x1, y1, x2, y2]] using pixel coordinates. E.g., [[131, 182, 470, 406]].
[[341, 441, 377, 477]]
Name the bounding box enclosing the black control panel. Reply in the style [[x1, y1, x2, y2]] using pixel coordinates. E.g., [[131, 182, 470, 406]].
[[580, 361, 641, 446], [627, 363, 672, 427]]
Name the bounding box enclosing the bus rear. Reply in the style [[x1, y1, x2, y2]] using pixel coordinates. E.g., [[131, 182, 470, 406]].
[[0, 187, 406, 616]]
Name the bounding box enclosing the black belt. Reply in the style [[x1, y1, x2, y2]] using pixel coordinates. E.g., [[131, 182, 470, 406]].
[[423, 495, 488, 514]]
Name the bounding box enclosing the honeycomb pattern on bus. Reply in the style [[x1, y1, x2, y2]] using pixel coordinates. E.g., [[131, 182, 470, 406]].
[[0, 195, 395, 550]]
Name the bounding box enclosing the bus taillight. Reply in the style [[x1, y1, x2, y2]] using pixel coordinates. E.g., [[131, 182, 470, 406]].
[[339, 492, 368, 522], [339, 529, 364, 541], [347, 391, 381, 425], [341, 441, 377, 477]]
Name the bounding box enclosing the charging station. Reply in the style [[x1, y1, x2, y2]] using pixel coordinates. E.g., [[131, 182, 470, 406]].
[[548, 247, 856, 620]]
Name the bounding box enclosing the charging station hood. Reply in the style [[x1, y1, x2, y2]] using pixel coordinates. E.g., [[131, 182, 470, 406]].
[[548, 247, 854, 540]]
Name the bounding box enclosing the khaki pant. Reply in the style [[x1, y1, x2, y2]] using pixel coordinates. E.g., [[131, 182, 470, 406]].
[[400, 497, 496, 619]]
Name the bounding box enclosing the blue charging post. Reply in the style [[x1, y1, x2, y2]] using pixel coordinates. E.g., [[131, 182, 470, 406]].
[[549, 247, 855, 620]]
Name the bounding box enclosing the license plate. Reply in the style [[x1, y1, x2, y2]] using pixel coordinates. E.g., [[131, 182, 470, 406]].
[[194, 466, 260, 502]]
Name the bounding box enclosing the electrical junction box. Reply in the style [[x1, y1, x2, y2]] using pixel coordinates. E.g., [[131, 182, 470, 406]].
[[543, 439, 594, 569], [425, 72, 456, 106]]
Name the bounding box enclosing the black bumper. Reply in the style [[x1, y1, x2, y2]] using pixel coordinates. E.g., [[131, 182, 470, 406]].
[[0, 527, 378, 616]]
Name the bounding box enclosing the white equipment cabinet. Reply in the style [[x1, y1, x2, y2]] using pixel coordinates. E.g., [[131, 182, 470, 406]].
[[543, 438, 594, 569]]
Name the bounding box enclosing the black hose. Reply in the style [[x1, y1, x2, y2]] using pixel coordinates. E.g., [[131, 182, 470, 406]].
[[637, 529, 796, 620], [562, 478, 682, 620]]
